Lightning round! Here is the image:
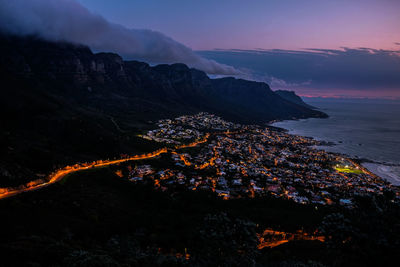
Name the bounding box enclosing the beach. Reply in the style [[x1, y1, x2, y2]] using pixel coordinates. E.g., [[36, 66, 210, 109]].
[[272, 98, 400, 185]]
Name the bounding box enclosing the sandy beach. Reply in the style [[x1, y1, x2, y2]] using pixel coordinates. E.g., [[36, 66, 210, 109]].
[[362, 163, 400, 186]]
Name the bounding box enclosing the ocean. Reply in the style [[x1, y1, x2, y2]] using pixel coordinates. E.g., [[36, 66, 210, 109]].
[[271, 98, 400, 185]]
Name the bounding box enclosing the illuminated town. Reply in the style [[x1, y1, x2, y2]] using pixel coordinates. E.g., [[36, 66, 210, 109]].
[[2, 112, 398, 209], [129, 113, 400, 207], [0, 111, 398, 261]]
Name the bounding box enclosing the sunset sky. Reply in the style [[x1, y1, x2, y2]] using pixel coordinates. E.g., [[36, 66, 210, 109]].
[[77, 0, 400, 51], [2, 0, 398, 98]]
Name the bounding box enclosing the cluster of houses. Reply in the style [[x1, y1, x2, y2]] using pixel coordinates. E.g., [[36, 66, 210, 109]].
[[141, 113, 241, 144], [131, 113, 400, 207]]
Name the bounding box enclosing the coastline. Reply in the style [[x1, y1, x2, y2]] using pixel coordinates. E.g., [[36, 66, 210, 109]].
[[271, 122, 400, 187], [362, 163, 400, 186], [270, 98, 400, 187]]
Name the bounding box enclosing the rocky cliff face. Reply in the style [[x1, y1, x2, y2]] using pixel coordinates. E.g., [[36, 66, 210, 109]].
[[0, 33, 327, 186], [275, 90, 316, 109], [0, 34, 326, 122]]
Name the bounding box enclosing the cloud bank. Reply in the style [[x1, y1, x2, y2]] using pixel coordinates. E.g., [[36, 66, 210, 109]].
[[199, 47, 400, 97], [0, 0, 238, 75]]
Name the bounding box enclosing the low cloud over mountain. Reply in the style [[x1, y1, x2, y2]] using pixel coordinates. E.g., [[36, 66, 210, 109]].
[[0, 0, 238, 75]]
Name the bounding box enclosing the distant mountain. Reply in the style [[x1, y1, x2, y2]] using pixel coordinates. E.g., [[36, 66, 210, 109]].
[[275, 90, 316, 109], [0, 34, 327, 186]]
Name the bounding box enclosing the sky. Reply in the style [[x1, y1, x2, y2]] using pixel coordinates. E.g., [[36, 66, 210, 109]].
[[1, 0, 399, 98], [76, 0, 400, 51], [199, 48, 400, 99], [75, 0, 400, 98]]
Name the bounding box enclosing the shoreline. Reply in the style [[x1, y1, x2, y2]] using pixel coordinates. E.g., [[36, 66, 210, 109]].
[[271, 123, 400, 187], [361, 163, 400, 186], [1, 115, 398, 200]]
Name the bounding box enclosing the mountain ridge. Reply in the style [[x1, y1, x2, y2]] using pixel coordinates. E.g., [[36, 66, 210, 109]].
[[0, 33, 327, 186]]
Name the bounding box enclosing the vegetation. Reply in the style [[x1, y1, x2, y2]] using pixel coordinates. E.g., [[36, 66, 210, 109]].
[[334, 167, 364, 174], [0, 166, 399, 266]]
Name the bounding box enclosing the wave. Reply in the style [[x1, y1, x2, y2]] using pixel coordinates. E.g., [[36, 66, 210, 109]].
[[362, 163, 400, 186]]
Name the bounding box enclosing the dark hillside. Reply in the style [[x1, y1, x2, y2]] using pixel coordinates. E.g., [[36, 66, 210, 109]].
[[0, 34, 326, 186]]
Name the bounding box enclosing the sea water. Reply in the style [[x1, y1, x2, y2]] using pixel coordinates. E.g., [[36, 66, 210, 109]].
[[272, 98, 400, 185]]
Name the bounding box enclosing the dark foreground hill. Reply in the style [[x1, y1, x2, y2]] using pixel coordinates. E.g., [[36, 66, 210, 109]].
[[0, 163, 399, 267], [0, 34, 326, 186]]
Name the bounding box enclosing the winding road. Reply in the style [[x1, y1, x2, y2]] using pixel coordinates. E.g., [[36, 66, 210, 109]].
[[0, 134, 210, 200], [0, 131, 326, 248]]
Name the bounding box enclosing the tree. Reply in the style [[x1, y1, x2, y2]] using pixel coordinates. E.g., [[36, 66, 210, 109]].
[[191, 212, 258, 266]]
